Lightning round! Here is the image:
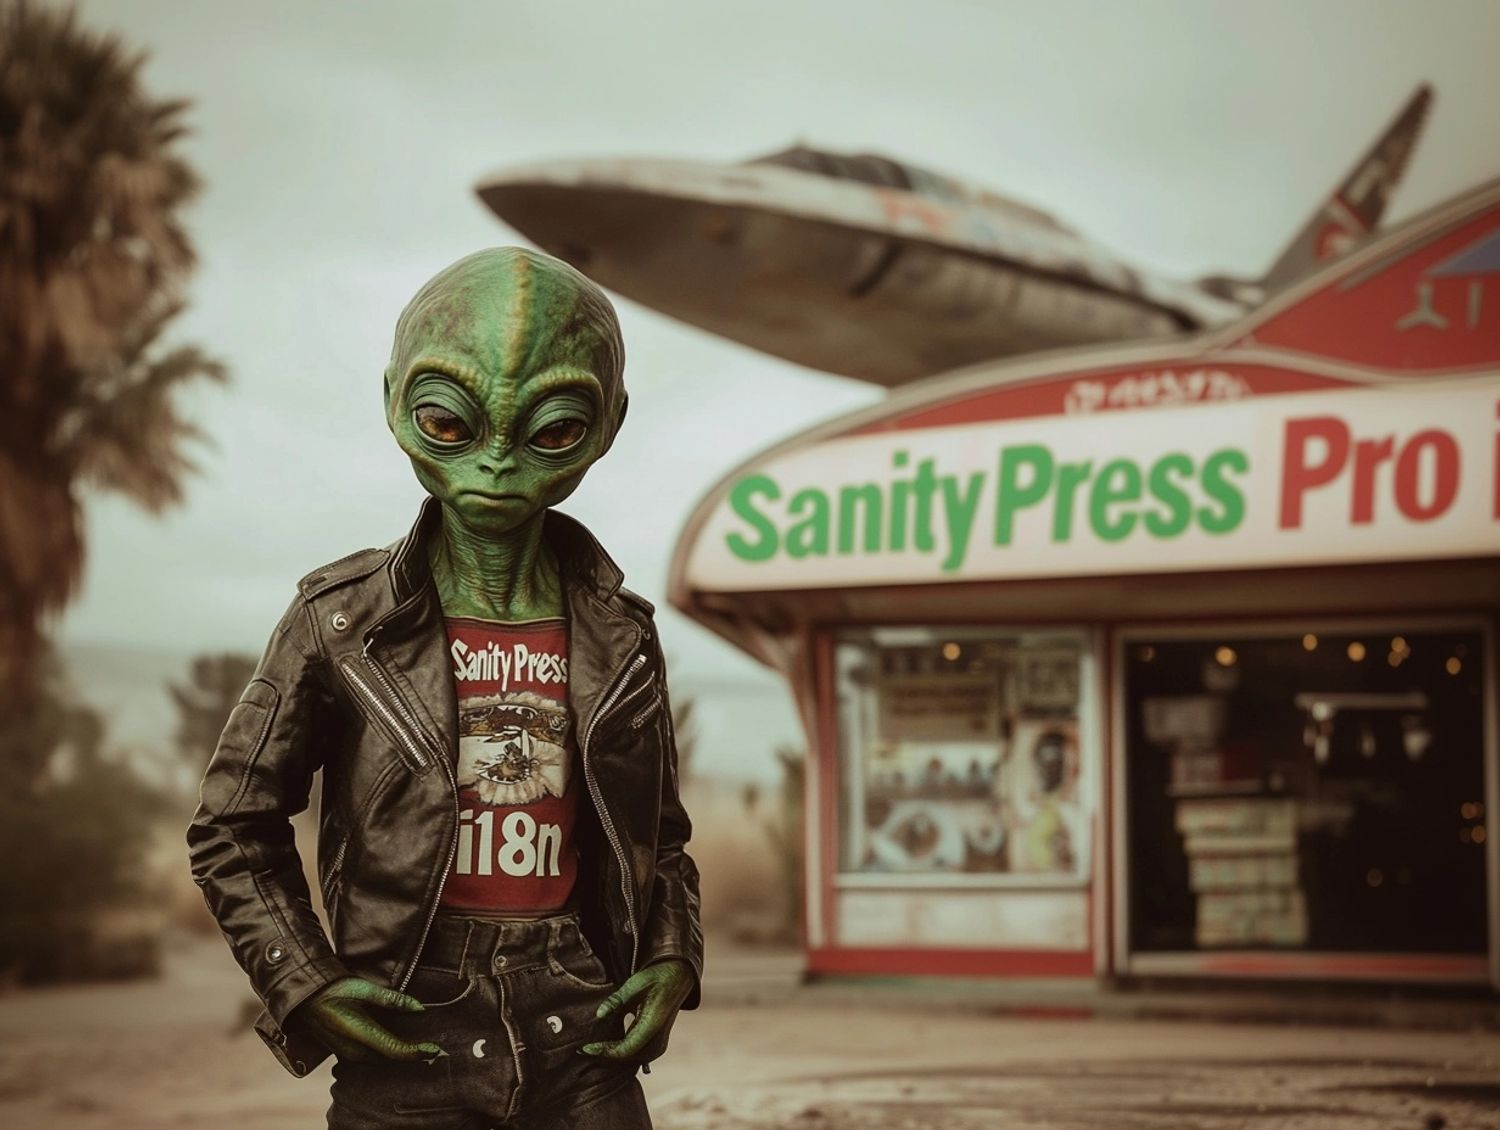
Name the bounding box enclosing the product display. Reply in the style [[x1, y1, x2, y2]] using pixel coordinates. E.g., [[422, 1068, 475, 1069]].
[[840, 633, 1085, 877], [1126, 629, 1487, 959]]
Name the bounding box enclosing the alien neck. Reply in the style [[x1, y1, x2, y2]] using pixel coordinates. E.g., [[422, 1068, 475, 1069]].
[[427, 505, 565, 622]]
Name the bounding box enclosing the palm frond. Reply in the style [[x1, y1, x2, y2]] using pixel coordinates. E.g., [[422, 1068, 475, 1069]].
[[0, 0, 224, 702]]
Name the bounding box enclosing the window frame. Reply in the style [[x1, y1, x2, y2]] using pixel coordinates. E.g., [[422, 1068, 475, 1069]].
[[832, 622, 1098, 892], [1110, 612, 1499, 986]]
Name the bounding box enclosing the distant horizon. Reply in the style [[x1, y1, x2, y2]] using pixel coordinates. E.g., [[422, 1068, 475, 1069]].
[[63, 636, 800, 784]]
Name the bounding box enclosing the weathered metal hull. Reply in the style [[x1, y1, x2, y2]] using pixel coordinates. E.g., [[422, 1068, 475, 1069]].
[[477, 165, 1213, 387]]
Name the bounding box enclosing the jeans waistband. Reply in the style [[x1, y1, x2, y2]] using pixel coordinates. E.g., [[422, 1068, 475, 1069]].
[[420, 912, 582, 977]]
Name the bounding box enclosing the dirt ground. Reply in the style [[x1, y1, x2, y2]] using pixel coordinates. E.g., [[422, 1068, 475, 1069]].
[[0, 935, 1496, 1129]]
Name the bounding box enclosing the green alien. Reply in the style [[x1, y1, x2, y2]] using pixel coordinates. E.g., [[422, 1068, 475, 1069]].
[[190, 248, 702, 1128]]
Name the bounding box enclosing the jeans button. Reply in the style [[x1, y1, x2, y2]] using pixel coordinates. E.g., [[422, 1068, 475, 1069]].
[[492, 953, 507, 970]]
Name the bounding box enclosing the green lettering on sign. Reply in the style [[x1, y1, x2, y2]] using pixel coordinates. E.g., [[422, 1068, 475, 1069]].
[[726, 474, 780, 561], [995, 444, 1053, 546]]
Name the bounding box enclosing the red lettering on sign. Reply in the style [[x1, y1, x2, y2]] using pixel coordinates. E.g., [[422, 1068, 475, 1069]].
[[1280, 416, 1350, 529], [1282, 416, 1464, 528], [1351, 436, 1395, 524], [1393, 429, 1460, 521]]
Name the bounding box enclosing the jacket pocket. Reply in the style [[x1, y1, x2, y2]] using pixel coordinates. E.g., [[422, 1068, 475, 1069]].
[[319, 758, 405, 907], [607, 663, 656, 720], [337, 657, 433, 775], [628, 689, 663, 731], [404, 966, 477, 1009]]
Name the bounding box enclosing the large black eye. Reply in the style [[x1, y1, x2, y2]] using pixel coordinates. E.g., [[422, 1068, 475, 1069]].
[[529, 419, 587, 451], [415, 405, 472, 444]]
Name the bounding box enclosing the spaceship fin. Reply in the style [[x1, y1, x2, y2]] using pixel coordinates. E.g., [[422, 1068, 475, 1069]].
[[1260, 83, 1432, 294]]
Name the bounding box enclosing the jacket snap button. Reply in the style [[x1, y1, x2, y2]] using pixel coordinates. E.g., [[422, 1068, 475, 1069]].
[[266, 942, 287, 964], [330, 612, 350, 632]]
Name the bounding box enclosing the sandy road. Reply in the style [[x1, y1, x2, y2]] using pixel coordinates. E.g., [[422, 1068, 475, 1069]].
[[0, 937, 1496, 1129]]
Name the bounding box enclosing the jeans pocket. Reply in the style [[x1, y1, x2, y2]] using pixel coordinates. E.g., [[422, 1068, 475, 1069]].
[[546, 931, 615, 991], [405, 966, 477, 1009], [526, 981, 625, 1076]]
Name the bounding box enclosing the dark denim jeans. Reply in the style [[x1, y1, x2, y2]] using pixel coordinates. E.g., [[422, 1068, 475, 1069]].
[[327, 912, 650, 1128]]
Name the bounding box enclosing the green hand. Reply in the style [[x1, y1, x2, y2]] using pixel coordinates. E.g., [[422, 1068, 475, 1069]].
[[298, 977, 444, 1063], [579, 959, 694, 1061]]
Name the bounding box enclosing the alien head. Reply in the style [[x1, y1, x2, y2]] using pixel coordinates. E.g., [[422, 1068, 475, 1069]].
[[384, 247, 627, 535]]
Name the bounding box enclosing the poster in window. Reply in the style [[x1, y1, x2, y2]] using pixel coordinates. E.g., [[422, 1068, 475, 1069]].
[[998, 716, 1083, 874], [1017, 648, 1080, 712], [860, 673, 1007, 872], [856, 680, 1083, 875]]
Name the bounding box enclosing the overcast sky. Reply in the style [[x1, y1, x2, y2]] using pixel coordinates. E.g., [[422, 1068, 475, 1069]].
[[59, 0, 1500, 687]]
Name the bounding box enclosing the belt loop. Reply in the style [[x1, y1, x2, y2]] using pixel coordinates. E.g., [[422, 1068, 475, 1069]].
[[457, 919, 473, 977]]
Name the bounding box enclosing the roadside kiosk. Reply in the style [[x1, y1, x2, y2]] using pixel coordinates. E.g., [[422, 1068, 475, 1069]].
[[669, 180, 1500, 989]]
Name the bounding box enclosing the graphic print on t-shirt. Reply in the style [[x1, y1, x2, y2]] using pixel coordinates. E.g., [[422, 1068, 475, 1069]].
[[439, 617, 579, 915]]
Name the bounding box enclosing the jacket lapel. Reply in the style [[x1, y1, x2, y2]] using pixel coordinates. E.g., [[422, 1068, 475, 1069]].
[[548, 509, 643, 749], [365, 498, 457, 766], [564, 582, 644, 753], [371, 497, 642, 767]]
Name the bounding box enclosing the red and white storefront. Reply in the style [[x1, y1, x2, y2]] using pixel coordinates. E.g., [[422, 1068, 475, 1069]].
[[669, 180, 1500, 988]]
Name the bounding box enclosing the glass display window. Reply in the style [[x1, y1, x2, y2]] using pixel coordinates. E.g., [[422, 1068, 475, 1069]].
[[1120, 620, 1490, 958], [835, 627, 1090, 883]]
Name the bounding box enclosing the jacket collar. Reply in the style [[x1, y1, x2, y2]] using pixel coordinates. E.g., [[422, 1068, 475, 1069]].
[[373, 495, 644, 769], [387, 495, 628, 607]]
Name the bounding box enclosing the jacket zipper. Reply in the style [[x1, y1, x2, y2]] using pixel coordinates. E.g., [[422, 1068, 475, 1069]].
[[400, 751, 459, 992], [323, 837, 350, 901], [581, 650, 647, 975], [628, 690, 662, 730], [609, 671, 656, 720], [344, 638, 459, 992], [339, 656, 430, 772], [362, 648, 428, 747], [364, 639, 453, 990], [321, 755, 407, 904]]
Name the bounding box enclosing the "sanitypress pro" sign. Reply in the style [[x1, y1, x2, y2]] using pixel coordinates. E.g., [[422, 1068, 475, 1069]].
[[684, 380, 1500, 591]]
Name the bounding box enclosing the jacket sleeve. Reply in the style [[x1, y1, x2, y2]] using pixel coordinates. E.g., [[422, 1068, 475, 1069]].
[[637, 627, 705, 1009], [186, 593, 350, 1028]]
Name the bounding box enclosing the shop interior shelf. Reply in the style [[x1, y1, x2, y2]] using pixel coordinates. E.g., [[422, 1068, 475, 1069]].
[[1166, 780, 1267, 798]]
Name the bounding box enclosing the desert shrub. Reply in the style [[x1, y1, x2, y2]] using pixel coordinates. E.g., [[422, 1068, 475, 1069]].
[[0, 649, 168, 983]]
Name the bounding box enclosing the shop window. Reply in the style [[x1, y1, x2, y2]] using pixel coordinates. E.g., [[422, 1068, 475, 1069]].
[[1124, 625, 1488, 956], [835, 628, 1088, 879]]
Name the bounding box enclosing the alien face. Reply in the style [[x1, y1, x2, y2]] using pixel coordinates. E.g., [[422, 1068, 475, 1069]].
[[395, 368, 604, 534], [384, 248, 626, 535]]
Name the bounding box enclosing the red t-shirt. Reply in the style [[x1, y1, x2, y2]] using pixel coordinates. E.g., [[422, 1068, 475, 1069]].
[[439, 616, 580, 916]]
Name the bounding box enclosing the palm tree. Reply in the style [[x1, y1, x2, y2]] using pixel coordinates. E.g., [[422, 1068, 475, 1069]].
[[0, 1, 223, 704]]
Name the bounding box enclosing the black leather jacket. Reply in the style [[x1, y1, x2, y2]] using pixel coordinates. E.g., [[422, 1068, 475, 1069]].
[[187, 498, 703, 1077]]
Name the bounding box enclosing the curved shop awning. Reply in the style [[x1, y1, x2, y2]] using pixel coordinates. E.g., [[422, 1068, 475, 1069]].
[[669, 179, 1500, 660]]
